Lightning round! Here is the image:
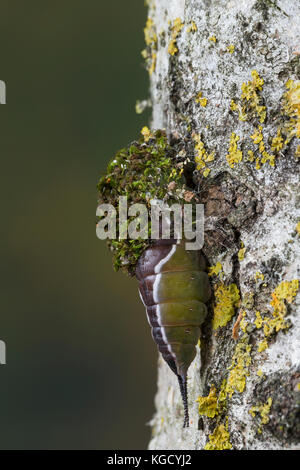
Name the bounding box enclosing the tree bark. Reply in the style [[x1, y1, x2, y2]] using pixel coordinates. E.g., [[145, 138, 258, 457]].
[[145, 0, 300, 450]]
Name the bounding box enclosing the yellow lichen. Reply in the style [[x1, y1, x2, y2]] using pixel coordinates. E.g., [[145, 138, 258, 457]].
[[168, 18, 184, 56], [249, 397, 272, 433], [208, 262, 223, 277], [257, 369, 263, 377], [187, 21, 197, 33], [254, 271, 264, 282], [204, 423, 232, 450], [271, 128, 284, 152], [218, 379, 228, 406], [149, 52, 157, 76], [168, 39, 178, 56], [193, 133, 215, 176], [144, 18, 156, 46], [253, 280, 299, 351], [238, 70, 266, 123], [250, 126, 276, 168], [263, 279, 299, 336], [250, 126, 263, 144], [209, 35, 217, 43], [272, 279, 299, 303], [196, 386, 219, 418], [142, 17, 158, 75], [257, 339, 268, 352], [230, 100, 238, 112], [212, 283, 240, 330], [227, 44, 235, 54], [247, 150, 255, 162], [268, 79, 300, 157], [195, 92, 208, 107], [226, 334, 252, 397], [296, 222, 300, 235], [254, 311, 263, 329], [241, 70, 263, 97], [201, 333, 252, 423], [239, 310, 248, 333], [226, 133, 243, 168], [141, 126, 153, 142], [282, 79, 300, 143], [238, 241, 246, 261]]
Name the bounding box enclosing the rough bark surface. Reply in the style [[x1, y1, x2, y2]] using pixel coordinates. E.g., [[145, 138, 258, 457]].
[[144, 0, 300, 450]]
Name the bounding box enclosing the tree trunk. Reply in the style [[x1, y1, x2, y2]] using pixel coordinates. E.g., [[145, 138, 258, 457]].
[[145, 0, 300, 450]]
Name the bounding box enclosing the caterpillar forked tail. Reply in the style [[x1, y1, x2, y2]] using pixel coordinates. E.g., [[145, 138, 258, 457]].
[[178, 374, 189, 428]]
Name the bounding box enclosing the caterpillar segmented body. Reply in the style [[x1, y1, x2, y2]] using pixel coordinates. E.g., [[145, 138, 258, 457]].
[[136, 239, 211, 427]]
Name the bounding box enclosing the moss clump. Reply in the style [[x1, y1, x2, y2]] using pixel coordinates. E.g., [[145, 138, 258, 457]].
[[212, 283, 240, 330], [97, 129, 186, 275], [204, 423, 232, 450]]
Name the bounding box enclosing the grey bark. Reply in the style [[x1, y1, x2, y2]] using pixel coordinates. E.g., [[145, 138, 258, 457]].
[[145, 0, 300, 450]]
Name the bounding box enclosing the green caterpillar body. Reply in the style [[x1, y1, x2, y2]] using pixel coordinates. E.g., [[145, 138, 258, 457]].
[[136, 239, 211, 427]]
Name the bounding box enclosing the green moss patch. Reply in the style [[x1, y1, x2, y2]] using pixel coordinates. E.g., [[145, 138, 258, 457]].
[[97, 129, 187, 275]]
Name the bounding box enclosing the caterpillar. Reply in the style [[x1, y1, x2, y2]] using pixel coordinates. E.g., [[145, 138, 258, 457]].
[[136, 238, 211, 428], [96, 129, 211, 427]]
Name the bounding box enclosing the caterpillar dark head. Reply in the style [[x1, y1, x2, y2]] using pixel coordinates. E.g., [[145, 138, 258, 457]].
[[136, 238, 211, 428]]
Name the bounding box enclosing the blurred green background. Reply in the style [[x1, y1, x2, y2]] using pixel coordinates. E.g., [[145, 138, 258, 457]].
[[0, 0, 158, 449]]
